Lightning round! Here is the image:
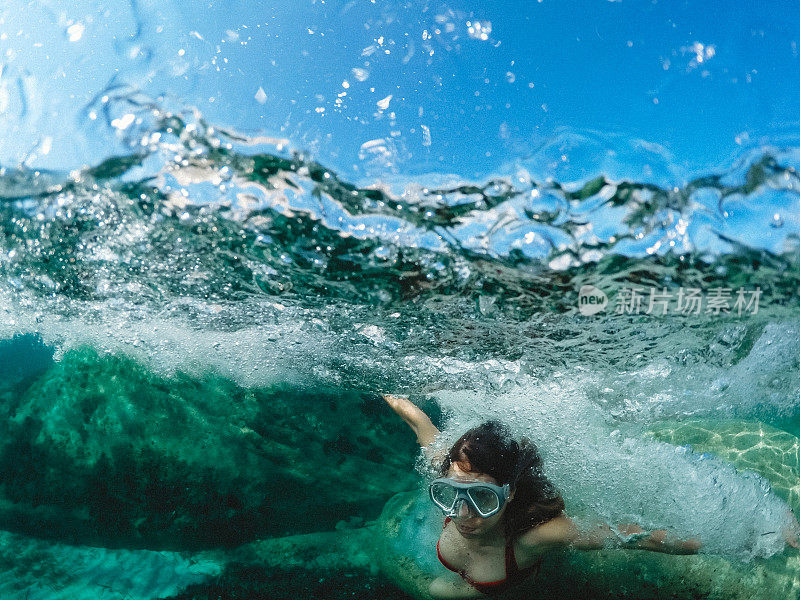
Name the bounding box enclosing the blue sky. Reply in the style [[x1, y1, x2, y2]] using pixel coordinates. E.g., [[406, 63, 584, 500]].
[[2, 0, 799, 185]]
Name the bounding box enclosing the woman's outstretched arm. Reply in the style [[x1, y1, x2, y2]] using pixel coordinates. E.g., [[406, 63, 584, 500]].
[[382, 394, 440, 446], [518, 516, 702, 557]]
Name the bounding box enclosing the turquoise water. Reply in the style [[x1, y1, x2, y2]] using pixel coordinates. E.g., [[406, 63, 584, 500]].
[[1, 110, 800, 597], [2, 2, 800, 598]]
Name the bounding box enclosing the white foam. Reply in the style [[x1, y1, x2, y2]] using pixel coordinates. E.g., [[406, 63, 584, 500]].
[[0, 293, 332, 388], [584, 321, 800, 423]]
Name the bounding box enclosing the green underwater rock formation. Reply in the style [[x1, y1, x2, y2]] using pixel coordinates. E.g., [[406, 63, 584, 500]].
[[0, 528, 221, 599], [0, 348, 418, 549], [0, 517, 406, 600]]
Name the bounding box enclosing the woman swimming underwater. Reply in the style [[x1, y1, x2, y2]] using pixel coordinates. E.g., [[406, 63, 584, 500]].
[[382, 394, 799, 599]]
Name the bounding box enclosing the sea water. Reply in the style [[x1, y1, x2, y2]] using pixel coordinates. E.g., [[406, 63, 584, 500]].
[[2, 1, 800, 599]]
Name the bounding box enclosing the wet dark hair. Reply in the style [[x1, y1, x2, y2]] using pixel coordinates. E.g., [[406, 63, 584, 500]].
[[439, 420, 565, 539]]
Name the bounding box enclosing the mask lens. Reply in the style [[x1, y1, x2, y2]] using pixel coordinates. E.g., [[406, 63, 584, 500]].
[[467, 486, 500, 515], [430, 481, 458, 510]]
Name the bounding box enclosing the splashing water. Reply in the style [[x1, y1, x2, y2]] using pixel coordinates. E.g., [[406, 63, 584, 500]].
[[2, 3, 800, 598]]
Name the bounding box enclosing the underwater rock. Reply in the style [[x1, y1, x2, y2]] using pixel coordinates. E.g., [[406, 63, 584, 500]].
[[0, 528, 221, 600], [0, 520, 414, 599], [164, 565, 414, 600], [0, 349, 418, 548]]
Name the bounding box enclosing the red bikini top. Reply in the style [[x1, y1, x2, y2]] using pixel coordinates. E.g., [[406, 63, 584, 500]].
[[436, 517, 543, 595]]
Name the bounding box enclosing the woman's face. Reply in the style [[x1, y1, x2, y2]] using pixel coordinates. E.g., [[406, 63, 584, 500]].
[[446, 462, 510, 538]]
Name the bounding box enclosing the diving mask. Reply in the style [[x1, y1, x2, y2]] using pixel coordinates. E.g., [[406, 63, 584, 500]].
[[429, 477, 511, 518]]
